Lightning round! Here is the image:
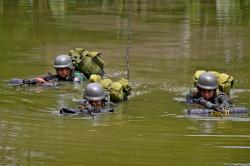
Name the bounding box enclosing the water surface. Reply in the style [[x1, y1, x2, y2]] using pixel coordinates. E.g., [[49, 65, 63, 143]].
[[0, 0, 250, 165]]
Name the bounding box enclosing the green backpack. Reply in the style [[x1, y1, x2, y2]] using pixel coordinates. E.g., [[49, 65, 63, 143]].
[[68, 48, 105, 78], [193, 70, 234, 95], [90, 75, 132, 102]]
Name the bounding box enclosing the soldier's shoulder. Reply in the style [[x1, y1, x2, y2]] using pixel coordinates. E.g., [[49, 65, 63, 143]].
[[74, 71, 87, 81]]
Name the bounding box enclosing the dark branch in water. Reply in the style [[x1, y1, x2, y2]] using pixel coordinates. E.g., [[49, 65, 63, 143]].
[[126, 0, 132, 80]]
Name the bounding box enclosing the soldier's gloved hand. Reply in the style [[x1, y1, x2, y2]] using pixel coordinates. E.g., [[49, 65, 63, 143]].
[[198, 97, 215, 109], [190, 98, 201, 104], [215, 94, 231, 108], [213, 105, 225, 113], [74, 77, 81, 83]]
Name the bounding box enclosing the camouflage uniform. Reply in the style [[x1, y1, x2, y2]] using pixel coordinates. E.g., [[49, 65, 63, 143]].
[[186, 88, 231, 109], [55, 71, 87, 82]]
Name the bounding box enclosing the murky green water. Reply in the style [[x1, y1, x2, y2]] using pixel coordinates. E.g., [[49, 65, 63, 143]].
[[1, 0, 250, 165]]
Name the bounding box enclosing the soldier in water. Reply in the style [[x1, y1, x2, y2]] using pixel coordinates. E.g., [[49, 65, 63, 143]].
[[60, 83, 115, 116], [35, 54, 87, 84], [186, 72, 231, 112]]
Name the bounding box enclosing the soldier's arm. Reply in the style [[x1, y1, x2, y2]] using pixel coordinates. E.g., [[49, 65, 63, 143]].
[[199, 98, 216, 109], [186, 89, 200, 104], [74, 71, 88, 83], [186, 90, 217, 109], [35, 77, 47, 84], [215, 93, 231, 108], [35, 73, 57, 85]]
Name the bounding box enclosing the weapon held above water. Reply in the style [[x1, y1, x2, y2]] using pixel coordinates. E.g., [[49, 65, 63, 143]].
[[185, 107, 248, 115]]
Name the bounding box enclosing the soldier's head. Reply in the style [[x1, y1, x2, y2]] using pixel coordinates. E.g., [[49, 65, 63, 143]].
[[84, 83, 105, 106], [54, 55, 74, 78], [196, 72, 218, 100]]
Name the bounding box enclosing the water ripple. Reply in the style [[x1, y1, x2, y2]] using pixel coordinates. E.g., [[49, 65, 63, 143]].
[[218, 146, 250, 149], [185, 134, 250, 138]]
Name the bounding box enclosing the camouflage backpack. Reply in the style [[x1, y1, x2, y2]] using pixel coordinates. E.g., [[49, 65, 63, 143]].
[[90, 74, 132, 102], [68, 48, 105, 78], [193, 70, 234, 95]]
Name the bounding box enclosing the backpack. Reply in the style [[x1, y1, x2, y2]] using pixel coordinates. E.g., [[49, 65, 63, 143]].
[[68, 48, 105, 78], [89, 74, 132, 102], [193, 70, 234, 95]]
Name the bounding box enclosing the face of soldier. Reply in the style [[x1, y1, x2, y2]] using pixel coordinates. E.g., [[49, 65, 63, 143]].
[[55, 67, 71, 78], [89, 100, 103, 107], [200, 89, 215, 100]]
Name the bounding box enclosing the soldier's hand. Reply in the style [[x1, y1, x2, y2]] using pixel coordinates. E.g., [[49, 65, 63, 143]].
[[35, 77, 46, 85], [199, 97, 215, 109], [198, 97, 206, 104], [213, 105, 225, 113]]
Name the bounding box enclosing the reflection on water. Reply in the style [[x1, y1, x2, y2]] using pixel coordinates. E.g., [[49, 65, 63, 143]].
[[49, 0, 65, 19], [1, 0, 250, 166]]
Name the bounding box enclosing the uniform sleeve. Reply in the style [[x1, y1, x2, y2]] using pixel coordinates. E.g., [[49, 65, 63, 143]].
[[214, 93, 231, 108], [74, 71, 88, 83], [186, 89, 200, 104]]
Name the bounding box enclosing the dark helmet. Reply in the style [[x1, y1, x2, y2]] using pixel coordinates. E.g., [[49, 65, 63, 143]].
[[196, 72, 218, 90], [84, 83, 105, 101], [54, 55, 73, 69]]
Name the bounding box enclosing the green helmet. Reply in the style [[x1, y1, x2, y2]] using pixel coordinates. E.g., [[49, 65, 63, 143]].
[[197, 72, 218, 90], [84, 83, 105, 101], [54, 55, 73, 69]]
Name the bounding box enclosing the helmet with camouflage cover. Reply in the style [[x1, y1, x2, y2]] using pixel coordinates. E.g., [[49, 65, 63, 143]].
[[196, 72, 218, 90], [84, 83, 105, 101], [54, 55, 73, 69]]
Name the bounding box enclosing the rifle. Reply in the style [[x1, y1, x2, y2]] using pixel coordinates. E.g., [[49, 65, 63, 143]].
[[186, 107, 248, 115], [197, 97, 229, 113], [9, 73, 58, 87], [60, 105, 115, 116]]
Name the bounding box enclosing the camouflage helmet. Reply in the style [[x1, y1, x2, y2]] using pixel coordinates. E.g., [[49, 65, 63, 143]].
[[84, 83, 105, 101], [196, 72, 218, 90], [54, 55, 73, 69]]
